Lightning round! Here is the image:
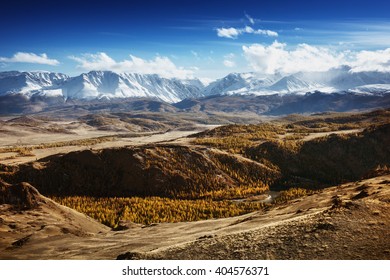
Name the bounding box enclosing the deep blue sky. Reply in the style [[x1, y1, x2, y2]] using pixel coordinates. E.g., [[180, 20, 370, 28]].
[[1, 0, 390, 79]]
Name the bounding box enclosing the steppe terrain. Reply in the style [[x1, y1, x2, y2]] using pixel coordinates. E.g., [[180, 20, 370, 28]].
[[1, 108, 389, 259]]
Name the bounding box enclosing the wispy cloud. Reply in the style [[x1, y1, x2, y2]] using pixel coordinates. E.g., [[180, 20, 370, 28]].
[[245, 13, 255, 25], [0, 52, 59, 65], [243, 41, 390, 74], [223, 60, 236, 68], [191, 50, 199, 60], [223, 53, 236, 68], [69, 52, 195, 79], [216, 26, 278, 39], [276, 20, 390, 50]]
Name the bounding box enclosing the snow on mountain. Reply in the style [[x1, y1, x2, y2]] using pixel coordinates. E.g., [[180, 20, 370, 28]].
[[54, 70, 206, 102], [0, 71, 204, 103], [205, 67, 390, 96], [180, 78, 206, 89], [351, 84, 390, 95], [268, 74, 322, 93], [1, 68, 390, 103], [203, 72, 281, 96], [204, 73, 249, 96], [0, 71, 69, 97]]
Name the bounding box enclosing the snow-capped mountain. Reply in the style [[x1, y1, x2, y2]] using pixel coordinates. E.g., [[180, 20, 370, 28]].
[[0, 71, 205, 103], [0, 71, 69, 97], [63, 71, 206, 102], [204, 66, 390, 96], [203, 72, 281, 96], [1, 67, 390, 104], [267, 75, 322, 92]]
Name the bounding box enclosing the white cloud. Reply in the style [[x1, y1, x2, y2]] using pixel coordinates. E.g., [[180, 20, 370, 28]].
[[216, 26, 278, 39], [253, 29, 278, 37], [243, 41, 390, 74], [217, 27, 241, 39], [0, 52, 59, 65], [243, 41, 345, 74], [244, 26, 254, 33], [69, 52, 195, 79], [349, 48, 390, 72]]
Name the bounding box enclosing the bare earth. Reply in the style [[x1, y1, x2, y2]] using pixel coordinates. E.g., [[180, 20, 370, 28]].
[[0, 122, 215, 165], [0, 175, 389, 260]]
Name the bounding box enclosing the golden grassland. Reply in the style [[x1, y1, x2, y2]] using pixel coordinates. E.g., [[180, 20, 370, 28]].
[[191, 120, 358, 154], [51, 196, 266, 228], [192, 123, 285, 153], [51, 187, 312, 228], [193, 109, 390, 154]]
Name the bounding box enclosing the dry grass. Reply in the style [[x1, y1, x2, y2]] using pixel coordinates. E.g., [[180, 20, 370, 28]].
[[193, 123, 285, 153], [51, 196, 266, 228], [0, 136, 117, 157]]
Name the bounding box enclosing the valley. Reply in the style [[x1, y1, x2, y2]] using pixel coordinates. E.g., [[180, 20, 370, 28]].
[[0, 108, 389, 259]]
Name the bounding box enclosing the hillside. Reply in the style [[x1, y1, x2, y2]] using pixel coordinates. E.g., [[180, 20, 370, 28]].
[[128, 175, 390, 260], [0, 174, 388, 259], [3, 145, 278, 198]]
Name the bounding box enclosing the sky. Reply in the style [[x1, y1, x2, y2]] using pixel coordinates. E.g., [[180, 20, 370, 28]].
[[1, 0, 390, 81]]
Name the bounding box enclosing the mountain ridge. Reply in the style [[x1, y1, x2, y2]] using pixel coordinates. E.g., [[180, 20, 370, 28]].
[[0, 70, 205, 103], [2, 67, 390, 104], [2, 68, 390, 115]]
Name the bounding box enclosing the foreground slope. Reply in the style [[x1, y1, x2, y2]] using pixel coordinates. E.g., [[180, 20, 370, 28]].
[[0, 175, 389, 259], [134, 175, 390, 260], [0, 179, 109, 259]]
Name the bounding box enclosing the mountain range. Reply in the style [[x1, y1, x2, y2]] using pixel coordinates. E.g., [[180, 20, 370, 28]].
[[0, 71, 205, 103], [1, 66, 390, 103], [205, 67, 390, 96], [1, 67, 390, 115]]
